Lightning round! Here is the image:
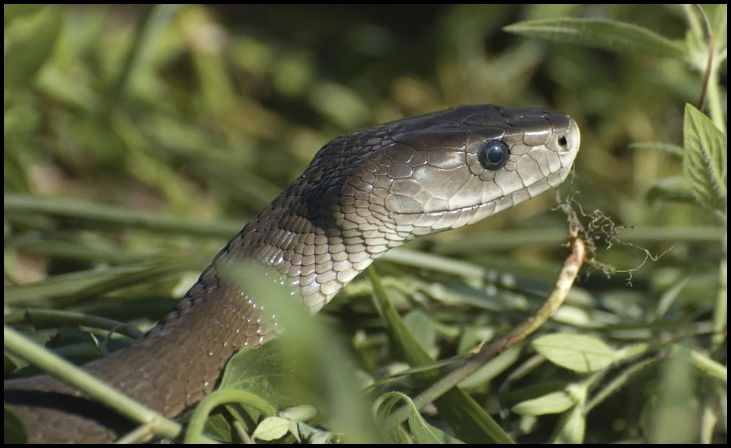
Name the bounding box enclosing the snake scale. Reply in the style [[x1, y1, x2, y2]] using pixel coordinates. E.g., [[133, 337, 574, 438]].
[[5, 105, 580, 443]]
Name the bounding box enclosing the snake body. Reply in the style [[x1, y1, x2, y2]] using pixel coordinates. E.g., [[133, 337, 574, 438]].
[[5, 105, 580, 443]]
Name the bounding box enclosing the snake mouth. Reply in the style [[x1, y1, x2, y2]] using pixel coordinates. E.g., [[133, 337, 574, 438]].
[[385, 160, 575, 233], [388, 162, 574, 218], [389, 194, 496, 216]]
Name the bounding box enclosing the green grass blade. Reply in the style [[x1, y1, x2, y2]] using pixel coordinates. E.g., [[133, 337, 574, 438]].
[[4, 193, 242, 238], [504, 18, 687, 58], [367, 266, 513, 444], [4, 255, 206, 306]]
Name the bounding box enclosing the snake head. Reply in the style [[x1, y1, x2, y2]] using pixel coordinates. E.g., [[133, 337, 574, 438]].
[[244, 105, 580, 310], [337, 105, 580, 236]]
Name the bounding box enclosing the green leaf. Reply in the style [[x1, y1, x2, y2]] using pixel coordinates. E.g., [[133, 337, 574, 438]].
[[200, 414, 234, 443], [4, 406, 27, 444], [3, 256, 205, 306], [309, 82, 370, 129], [647, 176, 698, 204], [655, 278, 689, 319], [279, 404, 317, 421], [367, 266, 513, 444], [219, 341, 302, 409], [184, 389, 277, 443], [648, 346, 697, 443], [629, 142, 684, 158], [504, 18, 687, 59], [3, 193, 243, 238], [458, 346, 521, 390], [683, 104, 727, 212], [511, 389, 578, 416], [252, 416, 291, 442], [683, 5, 727, 73], [4, 4, 47, 22], [403, 309, 438, 356], [687, 349, 727, 383], [375, 392, 465, 444], [4, 5, 63, 90], [290, 421, 335, 444], [533, 334, 617, 373], [551, 400, 586, 443], [550, 383, 588, 443]]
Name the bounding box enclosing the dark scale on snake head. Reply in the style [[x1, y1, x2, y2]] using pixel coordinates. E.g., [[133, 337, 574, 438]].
[[5, 105, 580, 443]]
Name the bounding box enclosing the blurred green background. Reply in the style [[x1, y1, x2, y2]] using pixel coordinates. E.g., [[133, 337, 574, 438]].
[[4, 4, 726, 444]]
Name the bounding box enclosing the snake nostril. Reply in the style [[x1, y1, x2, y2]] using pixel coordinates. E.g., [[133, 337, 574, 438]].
[[557, 135, 568, 148]]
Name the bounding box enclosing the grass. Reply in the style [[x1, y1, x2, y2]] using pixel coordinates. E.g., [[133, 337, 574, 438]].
[[4, 4, 727, 444]]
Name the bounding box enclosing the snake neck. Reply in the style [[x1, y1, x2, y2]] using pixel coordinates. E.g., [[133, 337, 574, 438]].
[[210, 182, 408, 314]]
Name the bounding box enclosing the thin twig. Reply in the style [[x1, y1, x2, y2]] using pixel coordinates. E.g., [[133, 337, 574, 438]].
[[388, 225, 587, 429], [694, 4, 714, 111]]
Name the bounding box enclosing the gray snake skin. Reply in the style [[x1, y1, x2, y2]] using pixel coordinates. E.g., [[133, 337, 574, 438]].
[[5, 105, 580, 443]]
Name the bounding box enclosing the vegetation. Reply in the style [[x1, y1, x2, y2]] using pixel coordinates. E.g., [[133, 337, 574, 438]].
[[4, 4, 726, 443]]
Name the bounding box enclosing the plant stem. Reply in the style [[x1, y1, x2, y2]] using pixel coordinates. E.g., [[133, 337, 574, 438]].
[[388, 227, 587, 428], [4, 326, 181, 441]]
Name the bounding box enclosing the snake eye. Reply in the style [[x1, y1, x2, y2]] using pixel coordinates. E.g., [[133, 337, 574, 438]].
[[478, 140, 509, 171]]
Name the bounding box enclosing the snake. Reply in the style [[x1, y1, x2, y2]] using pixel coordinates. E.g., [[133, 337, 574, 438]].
[[4, 104, 580, 443]]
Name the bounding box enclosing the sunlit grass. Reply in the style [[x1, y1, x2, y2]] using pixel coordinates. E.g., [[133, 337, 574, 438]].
[[4, 4, 726, 444]]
